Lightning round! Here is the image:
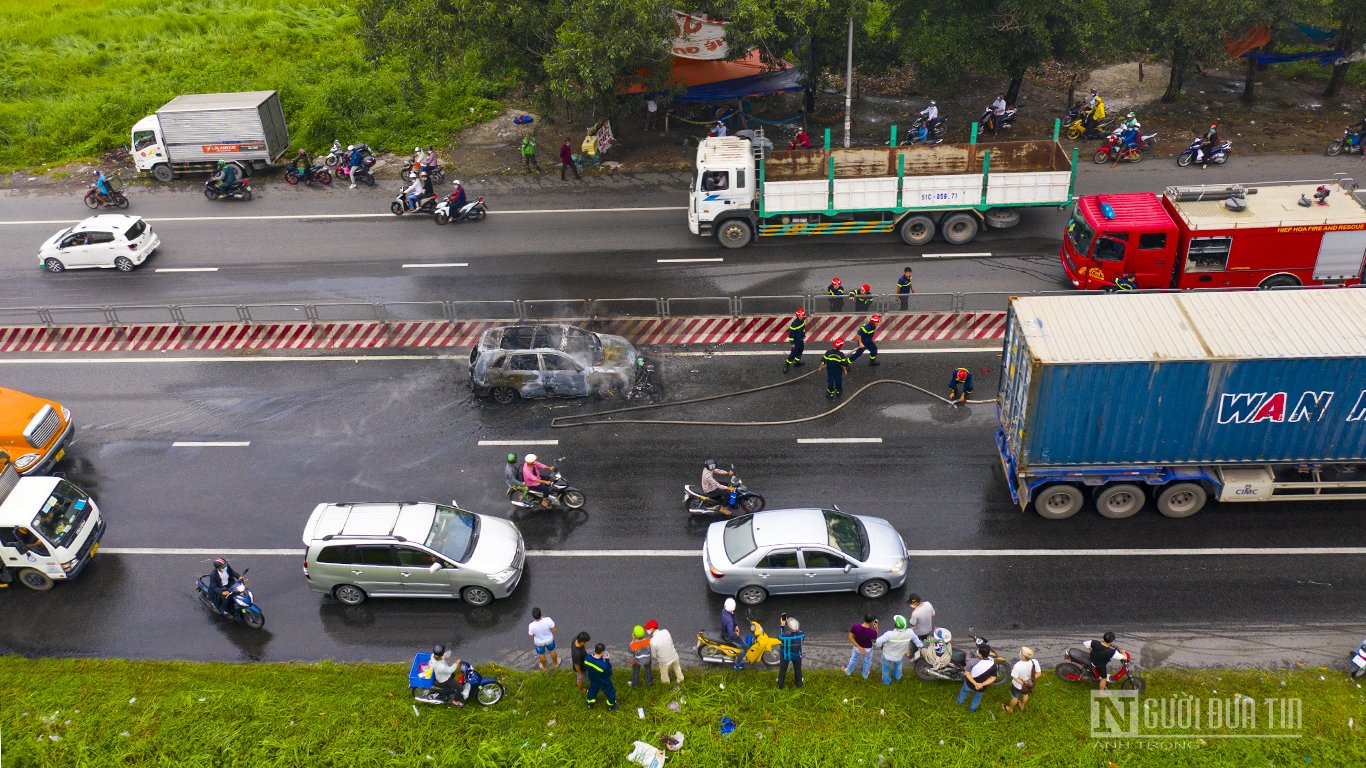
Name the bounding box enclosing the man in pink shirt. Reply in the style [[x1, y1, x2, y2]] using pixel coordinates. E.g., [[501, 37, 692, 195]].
[[522, 454, 554, 508]]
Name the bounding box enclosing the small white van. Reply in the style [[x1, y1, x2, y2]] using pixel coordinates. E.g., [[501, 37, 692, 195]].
[[0, 452, 106, 590]]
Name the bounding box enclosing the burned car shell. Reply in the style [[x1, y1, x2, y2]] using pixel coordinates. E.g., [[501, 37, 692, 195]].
[[470, 324, 638, 401]]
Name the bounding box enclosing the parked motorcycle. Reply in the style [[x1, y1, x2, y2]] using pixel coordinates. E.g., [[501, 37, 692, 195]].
[[913, 629, 1009, 684], [402, 157, 445, 184], [1063, 101, 1119, 140], [1095, 131, 1157, 164], [203, 177, 252, 201], [285, 163, 332, 186], [508, 458, 586, 511], [1350, 638, 1366, 679], [696, 618, 782, 667], [1326, 128, 1364, 157], [434, 194, 488, 226], [408, 652, 505, 706], [1054, 645, 1145, 692], [195, 568, 265, 629], [1177, 137, 1232, 167], [682, 465, 765, 516], [336, 144, 377, 186], [84, 185, 129, 210], [322, 139, 347, 168], [977, 106, 1017, 135]]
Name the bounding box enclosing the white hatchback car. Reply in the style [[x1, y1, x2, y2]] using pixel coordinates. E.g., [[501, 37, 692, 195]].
[[39, 215, 159, 273]]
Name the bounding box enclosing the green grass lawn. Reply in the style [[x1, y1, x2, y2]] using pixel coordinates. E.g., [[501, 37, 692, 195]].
[[0, 0, 502, 172], [1, 657, 1362, 767]]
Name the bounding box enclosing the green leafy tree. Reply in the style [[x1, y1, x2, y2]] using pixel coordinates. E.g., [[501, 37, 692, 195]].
[[1135, 0, 1258, 102], [1322, 0, 1366, 98]]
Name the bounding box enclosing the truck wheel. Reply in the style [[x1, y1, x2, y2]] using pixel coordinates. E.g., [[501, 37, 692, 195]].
[[18, 569, 54, 591], [152, 164, 173, 182], [716, 219, 753, 249], [1034, 484, 1084, 520], [1259, 274, 1300, 289], [1156, 483, 1207, 518], [898, 215, 935, 246], [1095, 484, 1146, 519], [984, 208, 1020, 229], [940, 213, 979, 245]]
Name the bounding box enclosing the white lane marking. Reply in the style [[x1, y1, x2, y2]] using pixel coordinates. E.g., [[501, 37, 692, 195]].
[[477, 439, 560, 446], [97, 546, 1366, 558], [658, 258, 724, 263], [922, 252, 992, 259], [155, 267, 219, 273], [0, 348, 998, 365], [401, 262, 469, 269], [0, 206, 688, 227], [171, 441, 251, 447], [796, 437, 883, 444]]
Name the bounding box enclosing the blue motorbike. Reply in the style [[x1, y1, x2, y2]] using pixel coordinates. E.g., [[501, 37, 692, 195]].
[[409, 653, 505, 706], [196, 569, 265, 629]]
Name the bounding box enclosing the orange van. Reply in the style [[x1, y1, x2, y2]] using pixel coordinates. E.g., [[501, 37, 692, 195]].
[[0, 387, 73, 475]]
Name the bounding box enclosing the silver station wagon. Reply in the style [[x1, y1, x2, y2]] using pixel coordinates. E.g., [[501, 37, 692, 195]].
[[703, 507, 910, 605], [302, 502, 525, 607], [469, 324, 639, 404]]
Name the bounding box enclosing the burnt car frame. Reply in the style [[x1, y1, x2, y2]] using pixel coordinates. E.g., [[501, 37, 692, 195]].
[[469, 324, 640, 404]]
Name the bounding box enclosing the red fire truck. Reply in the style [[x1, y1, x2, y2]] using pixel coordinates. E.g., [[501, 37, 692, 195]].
[[1062, 179, 1366, 290]]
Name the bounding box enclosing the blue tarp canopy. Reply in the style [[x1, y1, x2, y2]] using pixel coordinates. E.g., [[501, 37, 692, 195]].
[[671, 65, 805, 103]]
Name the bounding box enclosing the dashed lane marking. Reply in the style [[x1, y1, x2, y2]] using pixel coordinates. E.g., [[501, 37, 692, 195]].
[[155, 267, 220, 273], [171, 441, 251, 447], [921, 252, 992, 259], [477, 439, 560, 447], [98, 547, 1366, 558], [657, 258, 724, 263], [401, 262, 469, 269], [796, 437, 883, 444]]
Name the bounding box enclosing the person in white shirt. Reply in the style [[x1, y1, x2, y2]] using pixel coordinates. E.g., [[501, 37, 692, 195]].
[[646, 619, 684, 683], [874, 614, 924, 685], [1002, 646, 1041, 712], [429, 644, 470, 706], [955, 644, 999, 712], [920, 101, 939, 123], [527, 607, 560, 671]]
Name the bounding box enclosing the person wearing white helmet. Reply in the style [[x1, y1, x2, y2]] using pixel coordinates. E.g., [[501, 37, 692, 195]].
[[522, 454, 554, 507], [450, 179, 467, 211], [777, 613, 805, 689], [874, 614, 924, 685], [919, 100, 938, 123], [720, 597, 748, 669]]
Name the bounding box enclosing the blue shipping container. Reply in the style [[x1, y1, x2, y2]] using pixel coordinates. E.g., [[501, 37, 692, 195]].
[[998, 290, 1366, 469]]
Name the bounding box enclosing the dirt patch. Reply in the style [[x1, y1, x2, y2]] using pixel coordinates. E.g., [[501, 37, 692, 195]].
[[1082, 61, 1172, 107]]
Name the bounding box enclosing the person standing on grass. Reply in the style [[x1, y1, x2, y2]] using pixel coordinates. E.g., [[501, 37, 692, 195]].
[[646, 620, 684, 684], [907, 593, 936, 647], [956, 644, 998, 712], [560, 138, 581, 181], [628, 624, 654, 688], [571, 631, 591, 693], [896, 267, 915, 311], [776, 614, 805, 689], [584, 643, 619, 710], [874, 615, 922, 685], [845, 614, 878, 679], [1002, 646, 1040, 713], [528, 607, 560, 671]]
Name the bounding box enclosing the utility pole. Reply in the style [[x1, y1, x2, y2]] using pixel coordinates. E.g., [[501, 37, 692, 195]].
[[843, 16, 854, 147]]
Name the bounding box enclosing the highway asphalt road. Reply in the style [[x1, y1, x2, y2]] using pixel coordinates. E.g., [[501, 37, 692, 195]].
[[1, 349, 1363, 664], [2, 154, 1361, 313]]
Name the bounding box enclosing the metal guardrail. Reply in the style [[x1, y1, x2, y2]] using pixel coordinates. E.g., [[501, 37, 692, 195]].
[[0, 290, 1125, 328]]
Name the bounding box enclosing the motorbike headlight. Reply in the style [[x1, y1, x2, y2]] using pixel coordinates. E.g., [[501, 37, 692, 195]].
[[13, 452, 41, 470], [490, 567, 518, 584]]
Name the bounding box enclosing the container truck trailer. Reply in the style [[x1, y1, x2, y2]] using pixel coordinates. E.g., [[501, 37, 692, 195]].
[[996, 289, 1366, 519]]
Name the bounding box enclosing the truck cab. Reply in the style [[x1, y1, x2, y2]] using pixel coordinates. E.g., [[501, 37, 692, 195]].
[[0, 452, 105, 590], [0, 386, 74, 476], [130, 114, 168, 175], [689, 137, 757, 244], [1062, 193, 1179, 290]]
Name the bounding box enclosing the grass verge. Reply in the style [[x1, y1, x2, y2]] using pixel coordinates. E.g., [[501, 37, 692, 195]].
[[1, 656, 1363, 767], [0, 0, 503, 172]]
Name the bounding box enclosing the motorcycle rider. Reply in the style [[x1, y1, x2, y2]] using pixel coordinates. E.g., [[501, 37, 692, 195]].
[[700, 458, 738, 513], [1118, 112, 1142, 156], [789, 127, 811, 150], [720, 597, 749, 670], [1083, 90, 1105, 133], [403, 172, 425, 211], [1197, 123, 1219, 166], [504, 453, 523, 489], [203, 557, 240, 614], [450, 179, 468, 211], [421, 171, 434, 204], [1084, 631, 1125, 691], [210, 161, 237, 195], [92, 170, 113, 204], [1348, 115, 1366, 149], [987, 93, 1007, 132], [421, 146, 438, 177], [429, 644, 470, 706], [347, 144, 364, 188], [920, 100, 939, 124], [522, 453, 555, 508], [294, 148, 313, 184]]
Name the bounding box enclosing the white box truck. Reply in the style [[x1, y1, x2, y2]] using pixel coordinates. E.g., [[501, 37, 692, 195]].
[[0, 451, 105, 591], [689, 132, 1076, 249], [131, 91, 291, 182]]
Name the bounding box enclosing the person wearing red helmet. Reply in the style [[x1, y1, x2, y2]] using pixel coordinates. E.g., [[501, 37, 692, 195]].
[[854, 283, 874, 311], [1199, 123, 1219, 167], [784, 307, 808, 372], [827, 277, 848, 312], [820, 339, 854, 399], [850, 314, 883, 367], [948, 367, 974, 405]]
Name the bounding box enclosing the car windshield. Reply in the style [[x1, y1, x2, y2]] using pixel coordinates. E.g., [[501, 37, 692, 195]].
[[824, 510, 869, 561], [721, 515, 757, 564], [32, 480, 93, 549], [424, 505, 479, 563], [1066, 208, 1095, 259]]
